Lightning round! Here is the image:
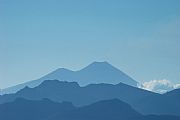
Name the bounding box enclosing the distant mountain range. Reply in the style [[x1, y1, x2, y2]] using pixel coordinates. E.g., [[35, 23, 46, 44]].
[[1, 61, 179, 119], [0, 98, 179, 120], [0, 80, 180, 116], [1, 61, 138, 94]]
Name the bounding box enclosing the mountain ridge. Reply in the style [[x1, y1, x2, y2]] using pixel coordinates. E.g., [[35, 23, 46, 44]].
[[2, 80, 180, 116], [1, 61, 138, 94], [0, 98, 179, 120]]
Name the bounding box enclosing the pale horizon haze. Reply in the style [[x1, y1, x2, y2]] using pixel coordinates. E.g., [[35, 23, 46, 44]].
[[0, 0, 180, 89]]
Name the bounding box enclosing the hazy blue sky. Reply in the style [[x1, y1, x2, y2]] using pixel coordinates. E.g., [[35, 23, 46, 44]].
[[0, 0, 180, 88]]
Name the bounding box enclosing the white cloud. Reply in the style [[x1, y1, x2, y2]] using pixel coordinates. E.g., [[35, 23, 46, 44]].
[[139, 79, 180, 94], [174, 84, 180, 89]]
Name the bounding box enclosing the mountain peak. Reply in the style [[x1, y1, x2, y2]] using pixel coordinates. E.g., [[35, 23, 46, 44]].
[[81, 61, 117, 71], [53, 68, 73, 73], [88, 98, 132, 110], [88, 61, 112, 67], [91, 61, 110, 65], [78, 61, 137, 86], [17, 86, 31, 93]]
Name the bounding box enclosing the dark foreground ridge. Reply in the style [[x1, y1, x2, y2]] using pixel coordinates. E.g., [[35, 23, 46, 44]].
[[0, 98, 179, 120]]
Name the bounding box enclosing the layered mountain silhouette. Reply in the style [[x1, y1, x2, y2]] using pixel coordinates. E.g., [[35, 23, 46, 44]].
[[0, 98, 75, 120], [0, 98, 179, 120], [1, 61, 179, 118], [50, 98, 142, 120], [134, 89, 180, 115], [0, 80, 179, 116], [1, 61, 138, 94]]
